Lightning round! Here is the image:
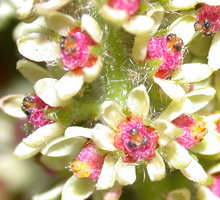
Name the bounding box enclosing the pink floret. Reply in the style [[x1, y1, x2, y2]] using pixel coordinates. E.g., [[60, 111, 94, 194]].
[[208, 173, 220, 197], [108, 0, 140, 15], [172, 114, 196, 128], [197, 5, 220, 33], [26, 95, 53, 129], [115, 118, 158, 163], [28, 110, 53, 129], [76, 142, 105, 181], [172, 115, 200, 149], [60, 28, 96, 71], [176, 127, 197, 149], [146, 37, 183, 76]]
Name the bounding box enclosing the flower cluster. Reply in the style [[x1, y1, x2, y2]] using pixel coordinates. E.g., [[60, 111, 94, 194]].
[[2, 0, 220, 199]]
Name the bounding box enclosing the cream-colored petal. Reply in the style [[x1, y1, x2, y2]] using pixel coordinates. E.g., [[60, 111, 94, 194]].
[[207, 163, 220, 175], [41, 136, 87, 157], [160, 98, 193, 121], [186, 87, 216, 114], [167, 15, 196, 45], [197, 186, 219, 200], [14, 141, 41, 160], [83, 57, 102, 83], [132, 34, 150, 61], [96, 154, 117, 190], [65, 126, 92, 138], [23, 123, 65, 148], [81, 14, 103, 43], [166, 188, 191, 200], [55, 72, 84, 101], [13, 17, 46, 40], [146, 152, 166, 181], [122, 15, 154, 35], [99, 5, 129, 25], [17, 59, 50, 83], [45, 11, 76, 36], [172, 63, 213, 83], [180, 159, 207, 183], [208, 31, 220, 71], [197, 0, 220, 6], [191, 131, 220, 155], [17, 32, 59, 62], [101, 101, 126, 130], [36, 0, 71, 15], [33, 183, 64, 200], [127, 85, 150, 120], [0, 94, 26, 118], [163, 141, 192, 169], [40, 155, 72, 171], [34, 78, 70, 107], [189, 34, 212, 57], [154, 119, 182, 146], [92, 123, 116, 151], [16, 0, 34, 20], [146, 3, 164, 35], [115, 159, 136, 186], [165, 0, 197, 11], [62, 176, 94, 200], [154, 76, 185, 101]]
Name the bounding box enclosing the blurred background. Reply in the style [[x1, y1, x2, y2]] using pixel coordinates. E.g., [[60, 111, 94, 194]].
[[0, 1, 55, 200]]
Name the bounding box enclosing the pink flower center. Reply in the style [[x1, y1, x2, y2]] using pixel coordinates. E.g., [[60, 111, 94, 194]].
[[60, 27, 97, 73], [208, 173, 220, 197], [172, 114, 207, 149], [22, 95, 53, 129], [71, 142, 105, 181], [108, 0, 140, 15], [114, 118, 158, 163], [195, 4, 220, 35], [146, 34, 184, 79]]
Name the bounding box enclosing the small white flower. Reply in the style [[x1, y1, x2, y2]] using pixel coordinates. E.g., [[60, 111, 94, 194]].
[[91, 85, 202, 190], [17, 12, 103, 102]]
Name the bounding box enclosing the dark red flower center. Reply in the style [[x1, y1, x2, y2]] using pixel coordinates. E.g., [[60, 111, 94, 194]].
[[172, 114, 207, 149], [22, 95, 53, 129], [71, 142, 105, 181], [195, 4, 220, 35], [60, 27, 97, 72], [146, 34, 184, 79], [114, 118, 158, 163]]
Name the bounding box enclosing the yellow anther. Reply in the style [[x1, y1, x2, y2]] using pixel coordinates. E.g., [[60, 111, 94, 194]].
[[71, 160, 91, 178], [191, 121, 207, 142]]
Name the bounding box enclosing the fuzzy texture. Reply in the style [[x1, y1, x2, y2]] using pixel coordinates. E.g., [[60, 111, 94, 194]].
[[114, 118, 158, 163], [172, 114, 195, 128], [108, 0, 140, 15], [22, 95, 53, 129], [208, 173, 220, 197], [175, 127, 197, 149], [28, 110, 53, 129], [196, 5, 220, 34], [146, 37, 184, 79], [60, 27, 97, 72], [172, 114, 207, 149], [71, 142, 105, 181]]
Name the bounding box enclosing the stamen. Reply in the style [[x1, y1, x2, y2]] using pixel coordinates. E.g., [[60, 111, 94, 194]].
[[71, 160, 91, 178], [115, 118, 158, 162]]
